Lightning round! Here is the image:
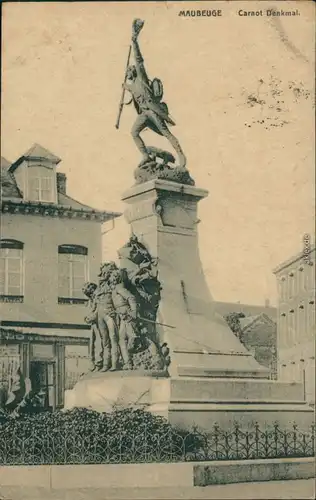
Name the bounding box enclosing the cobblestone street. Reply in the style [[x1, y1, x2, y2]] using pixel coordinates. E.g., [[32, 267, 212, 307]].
[[1, 479, 315, 500]]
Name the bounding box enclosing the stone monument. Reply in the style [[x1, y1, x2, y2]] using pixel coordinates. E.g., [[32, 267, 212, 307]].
[[66, 19, 313, 431]]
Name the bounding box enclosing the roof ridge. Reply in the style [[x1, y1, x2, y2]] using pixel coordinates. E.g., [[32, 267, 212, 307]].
[[23, 143, 61, 163], [240, 312, 276, 332]]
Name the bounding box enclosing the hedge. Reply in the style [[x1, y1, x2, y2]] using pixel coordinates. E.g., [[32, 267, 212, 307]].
[[0, 407, 203, 464]]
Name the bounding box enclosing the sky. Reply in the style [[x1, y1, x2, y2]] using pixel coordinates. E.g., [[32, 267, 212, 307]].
[[1, 1, 315, 306]]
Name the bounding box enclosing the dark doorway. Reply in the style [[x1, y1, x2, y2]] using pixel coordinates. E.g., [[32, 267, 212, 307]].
[[30, 361, 56, 410]]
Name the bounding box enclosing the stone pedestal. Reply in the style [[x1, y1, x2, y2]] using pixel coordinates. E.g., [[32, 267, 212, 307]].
[[64, 370, 166, 413], [65, 371, 314, 431], [122, 179, 268, 379], [150, 376, 314, 430]]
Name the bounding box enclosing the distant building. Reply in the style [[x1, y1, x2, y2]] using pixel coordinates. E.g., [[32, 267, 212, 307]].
[[215, 300, 277, 323], [273, 244, 315, 405], [215, 301, 277, 377], [0, 145, 121, 409], [239, 313, 277, 379]]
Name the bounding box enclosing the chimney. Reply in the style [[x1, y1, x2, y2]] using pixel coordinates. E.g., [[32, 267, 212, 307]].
[[265, 298, 270, 308], [57, 172, 67, 195]]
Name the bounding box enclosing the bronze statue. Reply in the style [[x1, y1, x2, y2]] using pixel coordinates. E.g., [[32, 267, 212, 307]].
[[83, 262, 120, 372], [82, 281, 101, 371], [95, 262, 120, 372], [117, 19, 187, 169], [110, 269, 139, 370]]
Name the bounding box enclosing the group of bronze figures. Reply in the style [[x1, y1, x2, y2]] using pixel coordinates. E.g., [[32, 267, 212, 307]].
[[83, 235, 170, 373]]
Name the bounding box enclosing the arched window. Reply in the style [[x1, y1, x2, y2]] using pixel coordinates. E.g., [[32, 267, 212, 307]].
[[58, 245, 88, 302], [0, 239, 24, 300]]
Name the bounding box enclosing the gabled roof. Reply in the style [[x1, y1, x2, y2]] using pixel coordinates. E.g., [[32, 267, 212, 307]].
[[9, 143, 61, 172], [239, 315, 257, 330], [24, 143, 61, 163], [240, 313, 276, 332], [239, 313, 277, 348]]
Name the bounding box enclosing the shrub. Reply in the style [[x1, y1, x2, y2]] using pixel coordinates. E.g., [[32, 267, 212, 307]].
[[0, 407, 202, 465]]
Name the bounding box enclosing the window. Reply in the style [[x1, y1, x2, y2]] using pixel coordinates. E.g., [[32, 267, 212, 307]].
[[287, 309, 295, 347], [298, 266, 305, 293], [279, 276, 286, 301], [288, 271, 295, 299], [58, 245, 88, 303], [307, 299, 315, 337], [28, 165, 55, 202], [279, 312, 288, 349], [0, 240, 24, 300], [308, 262, 315, 294], [296, 305, 305, 343]]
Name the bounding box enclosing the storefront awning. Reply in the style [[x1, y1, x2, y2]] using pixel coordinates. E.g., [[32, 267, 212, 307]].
[[0, 326, 89, 346]]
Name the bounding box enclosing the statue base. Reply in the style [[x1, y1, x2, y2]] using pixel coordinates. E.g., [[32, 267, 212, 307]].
[[64, 372, 314, 431], [134, 163, 195, 187], [64, 370, 167, 413], [133, 147, 195, 187]]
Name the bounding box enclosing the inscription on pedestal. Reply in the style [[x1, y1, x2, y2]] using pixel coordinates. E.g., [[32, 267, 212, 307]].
[[158, 197, 197, 229], [124, 200, 158, 223]]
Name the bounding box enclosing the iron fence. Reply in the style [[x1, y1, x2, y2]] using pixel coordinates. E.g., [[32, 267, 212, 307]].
[[0, 421, 314, 465]]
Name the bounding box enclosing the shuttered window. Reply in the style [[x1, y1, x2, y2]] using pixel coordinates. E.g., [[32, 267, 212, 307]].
[[58, 245, 88, 299], [0, 240, 24, 298], [28, 165, 54, 202]]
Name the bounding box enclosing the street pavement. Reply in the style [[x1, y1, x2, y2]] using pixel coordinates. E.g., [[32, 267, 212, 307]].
[[0, 479, 315, 500]]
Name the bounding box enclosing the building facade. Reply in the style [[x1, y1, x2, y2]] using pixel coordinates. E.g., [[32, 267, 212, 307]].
[[273, 244, 315, 405], [0, 145, 120, 409]]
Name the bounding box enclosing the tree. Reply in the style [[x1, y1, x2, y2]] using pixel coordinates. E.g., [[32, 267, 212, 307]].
[[224, 312, 246, 341]]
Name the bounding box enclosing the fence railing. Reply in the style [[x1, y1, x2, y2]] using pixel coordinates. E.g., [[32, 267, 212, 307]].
[[0, 421, 314, 465]]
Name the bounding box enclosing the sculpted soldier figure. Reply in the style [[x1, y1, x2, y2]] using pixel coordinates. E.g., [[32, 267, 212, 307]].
[[95, 262, 120, 371], [118, 235, 160, 309], [82, 281, 100, 371], [110, 269, 139, 370], [83, 262, 120, 372], [121, 19, 187, 169]]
